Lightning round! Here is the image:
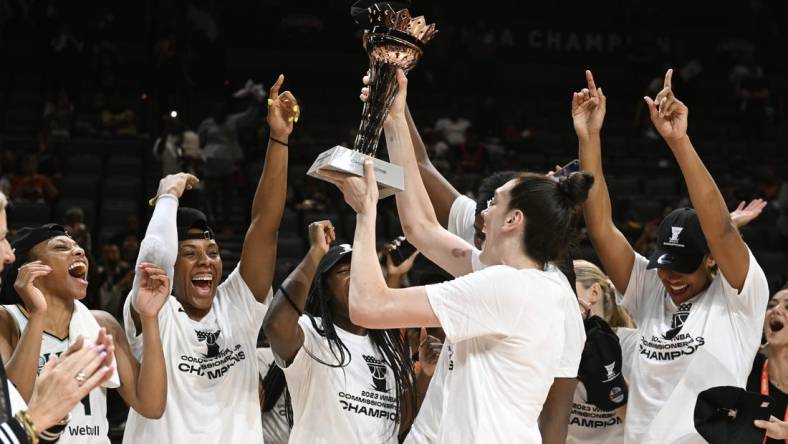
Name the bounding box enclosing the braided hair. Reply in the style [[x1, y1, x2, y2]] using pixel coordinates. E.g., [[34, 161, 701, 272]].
[[303, 255, 417, 435]]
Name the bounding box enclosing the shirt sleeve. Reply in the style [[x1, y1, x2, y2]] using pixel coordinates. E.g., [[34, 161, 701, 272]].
[[0, 419, 29, 444], [217, 265, 271, 334], [618, 253, 662, 326], [447, 195, 477, 246], [719, 248, 769, 318], [426, 266, 522, 343], [556, 293, 586, 378]]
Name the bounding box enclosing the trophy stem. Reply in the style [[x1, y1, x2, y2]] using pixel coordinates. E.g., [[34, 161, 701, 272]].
[[353, 60, 400, 157]]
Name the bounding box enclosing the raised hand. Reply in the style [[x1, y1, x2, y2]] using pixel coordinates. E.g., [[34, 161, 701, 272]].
[[382, 237, 419, 277], [320, 159, 379, 214], [266, 74, 300, 139], [308, 220, 336, 255], [571, 70, 606, 140], [644, 69, 688, 144], [730, 198, 768, 229], [384, 69, 408, 124], [134, 263, 171, 319], [418, 328, 442, 377], [155, 172, 199, 200], [14, 261, 50, 316]]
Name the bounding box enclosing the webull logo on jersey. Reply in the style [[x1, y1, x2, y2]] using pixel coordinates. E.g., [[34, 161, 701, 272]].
[[177, 330, 247, 380]]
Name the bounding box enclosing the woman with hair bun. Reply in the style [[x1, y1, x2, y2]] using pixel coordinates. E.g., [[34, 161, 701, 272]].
[[323, 69, 593, 444]]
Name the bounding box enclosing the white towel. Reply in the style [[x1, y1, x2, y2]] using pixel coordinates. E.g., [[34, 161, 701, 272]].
[[69, 300, 121, 389]]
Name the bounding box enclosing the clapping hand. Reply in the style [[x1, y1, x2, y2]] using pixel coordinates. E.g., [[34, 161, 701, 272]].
[[644, 69, 689, 144]]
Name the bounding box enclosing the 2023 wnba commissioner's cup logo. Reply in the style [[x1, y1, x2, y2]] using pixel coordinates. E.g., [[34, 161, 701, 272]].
[[363, 354, 389, 393]]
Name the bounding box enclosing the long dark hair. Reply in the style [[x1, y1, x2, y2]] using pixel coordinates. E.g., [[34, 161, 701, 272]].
[[302, 258, 417, 435]]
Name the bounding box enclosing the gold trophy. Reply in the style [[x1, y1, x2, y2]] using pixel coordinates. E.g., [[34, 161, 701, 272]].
[[307, 4, 436, 198]]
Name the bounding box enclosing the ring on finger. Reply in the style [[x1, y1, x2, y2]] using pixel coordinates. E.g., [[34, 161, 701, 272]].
[[75, 371, 87, 385]]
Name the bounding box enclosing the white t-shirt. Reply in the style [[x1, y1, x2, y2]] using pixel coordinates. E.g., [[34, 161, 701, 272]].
[[434, 117, 471, 145], [122, 266, 270, 443], [405, 201, 586, 443], [276, 316, 400, 444], [619, 250, 768, 444], [403, 342, 451, 444], [447, 195, 477, 246], [2, 305, 109, 443], [425, 263, 572, 443], [567, 381, 624, 444], [257, 348, 290, 444]]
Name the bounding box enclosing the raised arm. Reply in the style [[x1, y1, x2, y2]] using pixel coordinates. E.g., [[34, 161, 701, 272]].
[[95, 262, 169, 418], [128, 173, 196, 334], [239, 74, 299, 301], [263, 221, 334, 365], [379, 71, 475, 277], [322, 160, 439, 330], [574, 70, 635, 293], [361, 75, 460, 227], [644, 69, 750, 289]]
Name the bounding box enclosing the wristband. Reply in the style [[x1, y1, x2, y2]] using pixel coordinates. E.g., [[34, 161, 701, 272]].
[[148, 193, 178, 207], [270, 137, 289, 147]]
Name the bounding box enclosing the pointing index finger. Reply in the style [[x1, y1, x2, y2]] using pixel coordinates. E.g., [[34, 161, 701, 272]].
[[585, 70, 597, 94], [269, 74, 284, 99], [664, 68, 673, 90]]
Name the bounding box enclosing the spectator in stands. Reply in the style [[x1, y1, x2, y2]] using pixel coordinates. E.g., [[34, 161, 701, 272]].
[[455, 129, 489, 174], [153, 115, 187, 176], [730, 54, 772, 139], [119, 233, 140, 264], [35, 131, 62, 180], [9, 154, 58, 203], [63, 207, 92, 254], [96, 242, 132, 318], [434, 104, 471, 148], [578, 68, 769, 442], [198, 80, 266, 224], [42, 89, 75, 140]]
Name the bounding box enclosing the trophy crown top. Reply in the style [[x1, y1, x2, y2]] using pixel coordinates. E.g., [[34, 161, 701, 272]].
[[367, 4, 437, 46]]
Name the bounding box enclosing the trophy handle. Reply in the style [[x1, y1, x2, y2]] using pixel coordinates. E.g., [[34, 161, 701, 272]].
[[353, 61, 401, 157]]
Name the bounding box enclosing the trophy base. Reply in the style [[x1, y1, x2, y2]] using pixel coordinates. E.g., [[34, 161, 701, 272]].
[[307, 145, 404, 199]]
